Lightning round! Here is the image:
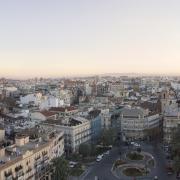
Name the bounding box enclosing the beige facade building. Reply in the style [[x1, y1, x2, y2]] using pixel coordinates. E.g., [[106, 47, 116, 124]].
[[0, 128, 5, 142], [163, 104, 180, 144], [0, 129, 64, 180], [120, 106, 160, 140]]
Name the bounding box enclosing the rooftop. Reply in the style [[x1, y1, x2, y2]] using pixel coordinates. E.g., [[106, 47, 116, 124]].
[[40, 110, 57, 117], [0, 129, 63, 171], [49, 106, 78, 112], [43, 116, 88, 127]]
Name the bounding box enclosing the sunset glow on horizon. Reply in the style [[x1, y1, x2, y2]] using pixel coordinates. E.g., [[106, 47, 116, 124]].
[[0, 0, 180, 78]]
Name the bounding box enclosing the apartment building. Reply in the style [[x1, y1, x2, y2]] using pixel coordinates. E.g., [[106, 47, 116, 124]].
[[163, 105, 180, 144], [49, 106, 78, 117], [0, 128, 64, 180], [120, 106, 160, 140], [42, 116, 91, 154]]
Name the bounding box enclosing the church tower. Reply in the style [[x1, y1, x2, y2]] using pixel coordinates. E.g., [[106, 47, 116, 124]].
[[160, 89, 170, 113]]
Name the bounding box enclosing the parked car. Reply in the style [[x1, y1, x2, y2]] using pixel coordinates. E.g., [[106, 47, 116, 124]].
[[104, 150, 110, 155], [131, 142, 140, 147], [96, 155, 103, 162], [96, 158, 101, 162], [69, 161, 78, 168], [130, 142, 135, 145]]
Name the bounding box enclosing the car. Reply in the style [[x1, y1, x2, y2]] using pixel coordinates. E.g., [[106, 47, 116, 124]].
[[96, 156, 102, 162], [96, 154, 103, 162], [130, 142, 135, 145], [104, 150, 110, 155], [69, 161, 78, 168], [134, 143, 141, 147]]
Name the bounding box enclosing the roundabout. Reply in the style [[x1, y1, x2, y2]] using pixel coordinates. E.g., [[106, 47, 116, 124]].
[[112, 150, 155, 179], [123, 167, 143, 177], [126, 152, 144, 161]]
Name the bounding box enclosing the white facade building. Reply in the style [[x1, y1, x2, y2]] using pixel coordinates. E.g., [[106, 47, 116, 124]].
[[100, 109, 111, 129], [20, 93, 42, 106], [42, 116, 91, 154], [40, 96, 59, 110]]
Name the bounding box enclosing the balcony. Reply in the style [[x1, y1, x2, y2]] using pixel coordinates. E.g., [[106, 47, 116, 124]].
[[35, 155, 41, 161], [26, 168, 32, 174], [4, 171, 13, 180], [15, 165, 23, 173], [42, 151, 48, 156], [43, 155, 49, 162], [34, 160, 42, 168], [13, 173, 24, 180]]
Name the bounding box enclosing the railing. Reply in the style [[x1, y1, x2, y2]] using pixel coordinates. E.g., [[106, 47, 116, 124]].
[[35, 156, 41, 161], [15, 165, 23, 172], [35, 165, 53, 180], [26, 168, 32, 173], [4, 173, 13, 180]]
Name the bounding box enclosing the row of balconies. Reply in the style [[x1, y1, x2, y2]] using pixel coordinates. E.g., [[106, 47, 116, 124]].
[[4, 171, 24, 180], [4, 165, 49, 180]]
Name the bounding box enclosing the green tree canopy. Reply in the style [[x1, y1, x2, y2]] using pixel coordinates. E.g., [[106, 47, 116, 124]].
[[79, 143, 91, 157], [171, 126, 180, 173], [101, 128, 116, 146], [52, 157, 69, 180]]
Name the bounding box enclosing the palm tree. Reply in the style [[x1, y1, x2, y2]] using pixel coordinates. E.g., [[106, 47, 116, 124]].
[[52, 157, 70, 180]]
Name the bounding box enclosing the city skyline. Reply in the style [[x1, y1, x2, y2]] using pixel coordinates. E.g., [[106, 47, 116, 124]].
[[1, 0, 180, 78]]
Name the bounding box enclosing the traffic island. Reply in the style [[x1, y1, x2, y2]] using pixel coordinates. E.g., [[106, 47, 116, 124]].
[[126, 152, 144, 161], [122, 167, 144, 177], [111, 151, 155, 179]]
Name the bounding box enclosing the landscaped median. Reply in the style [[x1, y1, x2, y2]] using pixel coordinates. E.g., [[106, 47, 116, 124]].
[[126, 152, 144, 161], [111, 151, 155, 179]]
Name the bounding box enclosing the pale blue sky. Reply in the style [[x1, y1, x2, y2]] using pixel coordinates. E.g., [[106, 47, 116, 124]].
[[0, 0, 180, 78]]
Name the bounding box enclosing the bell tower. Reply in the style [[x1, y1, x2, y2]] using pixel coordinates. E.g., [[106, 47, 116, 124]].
[[160, 89, 170, 113]]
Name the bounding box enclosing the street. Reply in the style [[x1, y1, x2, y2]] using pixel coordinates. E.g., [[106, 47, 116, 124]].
[[81, 142, 176, 180], [82, 147, 120, 180]]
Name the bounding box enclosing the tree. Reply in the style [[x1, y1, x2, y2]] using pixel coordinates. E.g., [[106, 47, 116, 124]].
[[101, 128, 116, 146], [79, 143, 91, 157], [90, 143, 97, 156], [171, 126, 180, 174], [144, 127, 161, 142], [52, 157, 69, 180]]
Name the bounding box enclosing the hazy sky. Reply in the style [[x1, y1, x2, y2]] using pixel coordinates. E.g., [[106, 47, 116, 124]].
[[0, 0, 180, 78]]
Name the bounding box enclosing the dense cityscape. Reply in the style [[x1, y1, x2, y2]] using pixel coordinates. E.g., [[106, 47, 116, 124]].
[[0, 76, 180, 180], [1, 0, 180, 180]]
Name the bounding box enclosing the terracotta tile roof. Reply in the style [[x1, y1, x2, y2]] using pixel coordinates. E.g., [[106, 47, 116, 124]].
[[49, 106, 77, 112], [40, 110, 57, 117]]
